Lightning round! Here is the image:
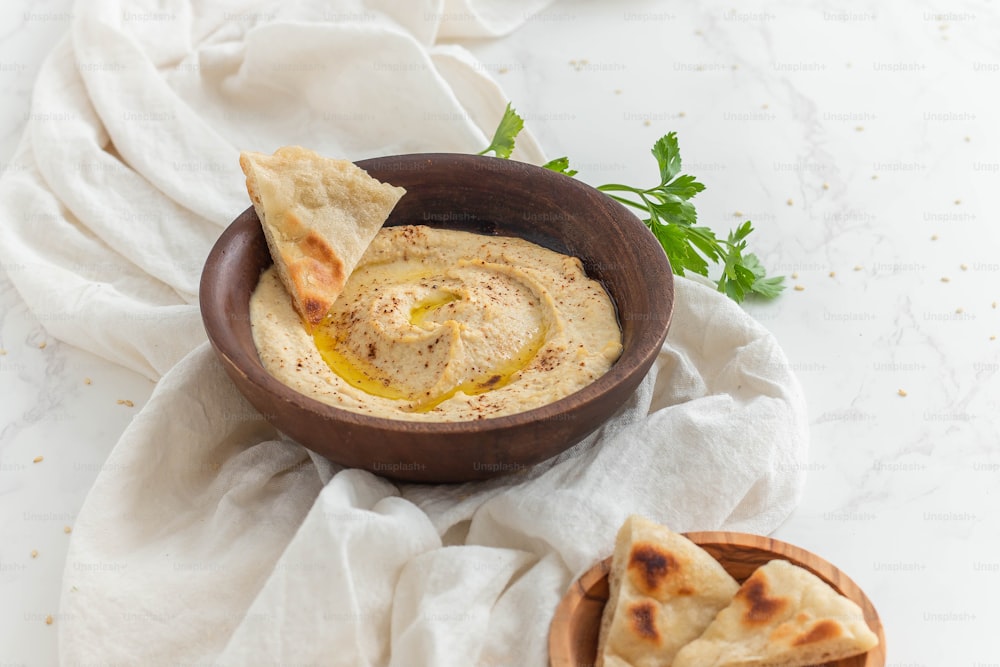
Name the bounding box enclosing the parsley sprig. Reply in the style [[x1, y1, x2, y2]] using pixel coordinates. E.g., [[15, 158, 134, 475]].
[[476, 103, 524, 159], [480, 105, 784, 302]]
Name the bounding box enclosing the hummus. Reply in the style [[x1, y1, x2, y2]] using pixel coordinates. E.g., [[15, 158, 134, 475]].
[[250, 225, 623, 421]]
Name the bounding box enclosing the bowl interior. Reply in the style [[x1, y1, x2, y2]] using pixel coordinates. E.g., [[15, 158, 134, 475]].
[[355, 154, 670, 362], [200, 153, 673, 482], [549, 531, 886, 667]]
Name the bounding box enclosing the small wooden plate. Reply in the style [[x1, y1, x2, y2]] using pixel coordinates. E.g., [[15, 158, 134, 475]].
[[549, 531, 886, 667]]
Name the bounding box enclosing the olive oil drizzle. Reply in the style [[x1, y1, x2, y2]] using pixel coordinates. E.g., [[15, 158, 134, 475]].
[[312, 291, 545, 412], [404, 328, 546, 413], [409, 291, 461, 328], [312, 324, 410, 401]]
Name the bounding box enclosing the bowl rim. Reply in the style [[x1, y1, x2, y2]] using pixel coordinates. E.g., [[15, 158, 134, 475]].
[[548, 530, 886, 667], [201, 152, 674, 433]]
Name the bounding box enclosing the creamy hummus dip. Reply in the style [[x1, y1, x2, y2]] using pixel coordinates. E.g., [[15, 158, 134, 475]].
[[250, 225, 623, 421]]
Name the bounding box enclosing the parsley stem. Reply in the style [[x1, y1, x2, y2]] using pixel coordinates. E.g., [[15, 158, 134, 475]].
[[601, 193, 658, 224], [601, 192, 641, 208], [596, 183, 638, 193], [596, 185, 650, 204]]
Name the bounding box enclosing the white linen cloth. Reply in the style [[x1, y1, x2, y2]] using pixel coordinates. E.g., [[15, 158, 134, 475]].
[[0, 1, 810, 665]]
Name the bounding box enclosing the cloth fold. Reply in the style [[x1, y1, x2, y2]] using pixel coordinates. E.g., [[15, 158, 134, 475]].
[[0, 1, 810, 665], [59, 276, 808, 666], [2, 0, 545, 379]]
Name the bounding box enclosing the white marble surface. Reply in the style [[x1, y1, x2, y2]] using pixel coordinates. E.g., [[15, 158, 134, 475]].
[[2, 0, 998, 664]]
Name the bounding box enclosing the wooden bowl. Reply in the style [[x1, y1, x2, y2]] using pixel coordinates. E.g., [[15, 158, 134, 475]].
[[200, 153, 673, 483], [550, 531, 886, 667]]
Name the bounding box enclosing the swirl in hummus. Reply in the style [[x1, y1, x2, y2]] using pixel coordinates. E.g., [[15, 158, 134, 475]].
[[250, 225, 623, 421]]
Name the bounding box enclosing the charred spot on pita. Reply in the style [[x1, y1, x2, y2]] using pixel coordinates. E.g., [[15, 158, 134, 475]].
[[627, 542, 680, 595], [792, 619, 844, 645], [628, 600, 661, 643], [737, 571, 789, 625]]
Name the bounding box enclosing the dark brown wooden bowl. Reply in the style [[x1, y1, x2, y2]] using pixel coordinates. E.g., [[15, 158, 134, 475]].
[[200, 153, 673, 483], [550, 531, 886, 667]]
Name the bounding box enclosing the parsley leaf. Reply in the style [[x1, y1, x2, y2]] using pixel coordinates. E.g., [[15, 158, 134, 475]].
[[660, 173, 705, 200], [475, 107, 784, 303], [542, 156, 578, 177], [596, 135, 783, 302], [742, 252, 787, 298], [651, 133, 682, 184], [477, 103, 524, 159]]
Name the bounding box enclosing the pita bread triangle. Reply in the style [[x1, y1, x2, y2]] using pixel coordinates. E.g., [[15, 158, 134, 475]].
[[596, 515, 741, 667], [672, 558, 879, 667], [239, 146, 405, 327]]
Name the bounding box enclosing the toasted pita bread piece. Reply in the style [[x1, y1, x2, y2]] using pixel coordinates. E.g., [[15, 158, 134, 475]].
[[239, 146, 405, 326], [595, 515, 741, 667], [672, 558, 879, 667]]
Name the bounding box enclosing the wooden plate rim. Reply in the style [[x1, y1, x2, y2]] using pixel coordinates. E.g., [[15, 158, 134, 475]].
[[549, 530, 886, 667]]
